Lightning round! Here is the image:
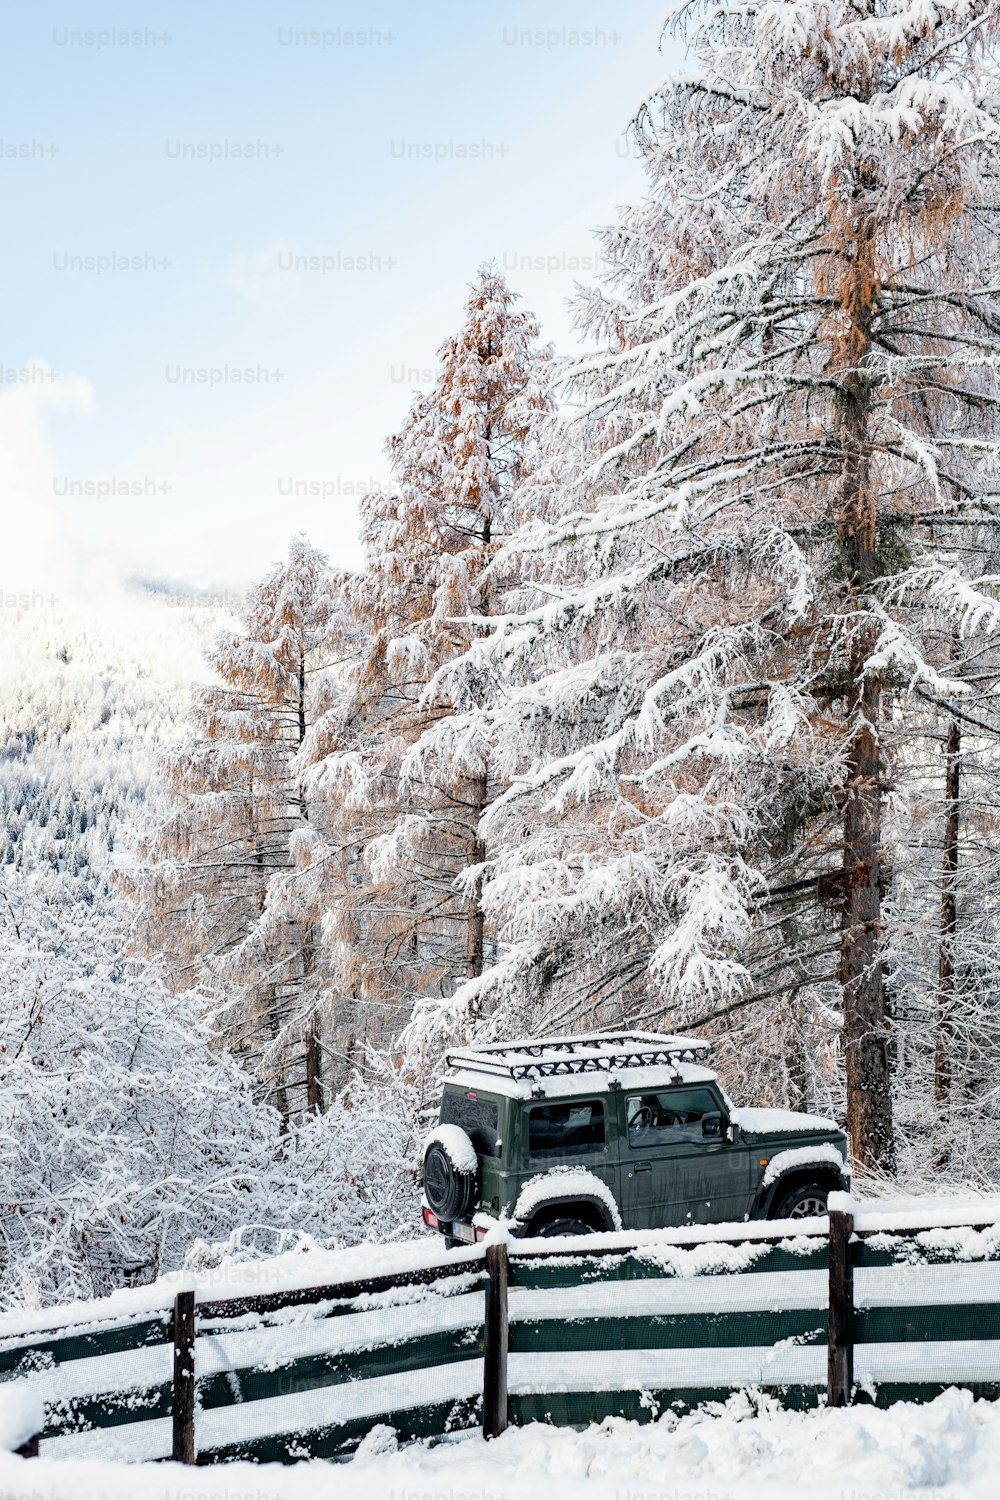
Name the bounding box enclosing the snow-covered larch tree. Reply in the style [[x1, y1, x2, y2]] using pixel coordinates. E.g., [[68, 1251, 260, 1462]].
[[137, 537, 345, 1120], [313, 267, 555, 1061], [411, 1, 1000, 1173]]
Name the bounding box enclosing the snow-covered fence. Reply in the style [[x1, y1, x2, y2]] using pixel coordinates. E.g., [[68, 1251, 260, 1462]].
[[485, 1198, 1000, 1432], [844, 1199, 1000, 1404], [0, 1248, 488, 1466], [499, 1217, 834, 1429], [2, 1202, 999, 1465]]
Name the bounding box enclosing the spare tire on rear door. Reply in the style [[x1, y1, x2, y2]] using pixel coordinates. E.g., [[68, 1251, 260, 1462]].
[[422, 1126, 477, 1221]]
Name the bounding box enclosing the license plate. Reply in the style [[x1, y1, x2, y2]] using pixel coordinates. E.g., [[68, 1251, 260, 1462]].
[[451, 1221, 475, 1244]]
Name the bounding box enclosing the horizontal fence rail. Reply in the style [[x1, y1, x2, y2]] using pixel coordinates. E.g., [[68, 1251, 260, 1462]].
[[2, 1200, 999, 1465]]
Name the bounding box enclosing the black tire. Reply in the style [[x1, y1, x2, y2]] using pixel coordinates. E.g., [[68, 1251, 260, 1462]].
[[770, 1179, 830, 1221], [533, 1215, 597, 1239], [423, 1139, 476, 1221]]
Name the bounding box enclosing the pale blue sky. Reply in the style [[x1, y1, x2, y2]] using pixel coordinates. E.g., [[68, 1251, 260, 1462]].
[[1, 0, 681, 592]]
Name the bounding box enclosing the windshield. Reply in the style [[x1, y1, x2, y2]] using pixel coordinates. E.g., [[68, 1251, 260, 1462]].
[[626, 1088, 720, 1147]]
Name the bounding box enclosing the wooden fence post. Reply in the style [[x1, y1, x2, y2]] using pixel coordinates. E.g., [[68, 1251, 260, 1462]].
[[827, 1204, 854, 1407], [14, 1435, 39, 1458], [483, 1241, 509, 1439], [171, 1289, 196, 1464]]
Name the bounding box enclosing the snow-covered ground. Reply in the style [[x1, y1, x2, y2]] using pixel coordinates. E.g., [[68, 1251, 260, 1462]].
[[2, 1387, 999, 1498]]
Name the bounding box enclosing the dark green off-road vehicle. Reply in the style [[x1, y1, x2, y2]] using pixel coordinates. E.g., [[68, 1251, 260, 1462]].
[[420, 1032, 850, 1243]]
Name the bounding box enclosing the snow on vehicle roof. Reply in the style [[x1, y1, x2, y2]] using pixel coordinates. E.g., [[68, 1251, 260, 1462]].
[[444, 1031, 713, 1091], [449, 1032, 707, 1068], [445, 1060, 719, 1100], [453, 1028, 709, 1057]]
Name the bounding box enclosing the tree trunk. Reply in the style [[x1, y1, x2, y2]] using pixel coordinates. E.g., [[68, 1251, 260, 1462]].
[[466, 770, 487, 988], [250, 769, 291, 1129], [297, 647, 309, 819], [464, 510, 491, 999], [788, 995, 810, 1112], [935, 713, 960, 1109], [304, 1017, 323, 1114], [272, 1042, 290, 1128], [840, 686, 893, 1171], [836, 353, 895, 1175]]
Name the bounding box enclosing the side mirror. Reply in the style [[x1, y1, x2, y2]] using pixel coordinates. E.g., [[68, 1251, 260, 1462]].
[[702, 1112, 723, 1139]]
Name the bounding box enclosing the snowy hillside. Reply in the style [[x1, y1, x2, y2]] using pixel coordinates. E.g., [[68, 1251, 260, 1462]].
[[0, 585, 232, 893]]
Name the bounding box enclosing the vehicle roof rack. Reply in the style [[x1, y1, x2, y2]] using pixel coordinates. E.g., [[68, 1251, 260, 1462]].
[[445, 1030, 712, 1083]]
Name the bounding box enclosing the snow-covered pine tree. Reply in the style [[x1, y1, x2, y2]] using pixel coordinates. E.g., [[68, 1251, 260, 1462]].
[[408, 1, 1000, 1173], [138, 537, 344, 1120], [313, 266, 555, 1061]]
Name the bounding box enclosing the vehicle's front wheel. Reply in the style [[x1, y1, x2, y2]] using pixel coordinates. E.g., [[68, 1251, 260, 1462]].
[[534, 1215, 596, 1239], [771, 1180, 830, 1220]]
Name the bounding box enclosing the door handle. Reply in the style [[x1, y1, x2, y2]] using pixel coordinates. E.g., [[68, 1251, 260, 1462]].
[[632, 1162, 651, 1173]]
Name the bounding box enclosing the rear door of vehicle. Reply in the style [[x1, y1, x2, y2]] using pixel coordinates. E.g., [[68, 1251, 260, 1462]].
[[439, 1087, 504, 1213], [621, 1086, 750, 1227]]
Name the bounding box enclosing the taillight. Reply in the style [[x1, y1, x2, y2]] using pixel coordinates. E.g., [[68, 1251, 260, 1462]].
[[422, 1206, 439, 1229], [474, 1224, 489, 1241]]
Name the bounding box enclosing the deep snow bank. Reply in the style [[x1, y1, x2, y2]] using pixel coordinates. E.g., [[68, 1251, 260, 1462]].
[[1, 1388, 999, 1499]]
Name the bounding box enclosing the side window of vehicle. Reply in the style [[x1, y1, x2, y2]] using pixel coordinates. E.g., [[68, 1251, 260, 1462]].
[[626, 1089, 721, 1147], [528, 1100, 605, 1158]]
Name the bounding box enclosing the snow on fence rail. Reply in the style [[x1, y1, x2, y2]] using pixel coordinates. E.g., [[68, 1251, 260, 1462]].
[[2, 1199, 1000, 1466]]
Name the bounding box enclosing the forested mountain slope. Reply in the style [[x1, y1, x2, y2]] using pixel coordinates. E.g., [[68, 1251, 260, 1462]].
[[0, 586, 230, 893]]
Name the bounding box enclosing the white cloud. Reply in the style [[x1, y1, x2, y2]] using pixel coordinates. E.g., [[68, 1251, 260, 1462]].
[[0, 360, 95, 597]]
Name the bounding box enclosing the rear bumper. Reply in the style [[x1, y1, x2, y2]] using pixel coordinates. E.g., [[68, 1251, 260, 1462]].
[[421, 1205, 493, 1243]]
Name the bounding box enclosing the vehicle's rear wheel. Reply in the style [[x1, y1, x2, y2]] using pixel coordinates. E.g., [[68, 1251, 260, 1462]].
[[771, 1180, 830, 1220], [534, 1215, 597, 1239]]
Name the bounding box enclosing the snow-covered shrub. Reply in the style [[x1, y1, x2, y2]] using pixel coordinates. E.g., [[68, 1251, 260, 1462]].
[[276, 1054, 422, 1246], [0, 878, 424, 1307], [0, 878, 281, 1308], [189, 1053, 424, 1269]]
